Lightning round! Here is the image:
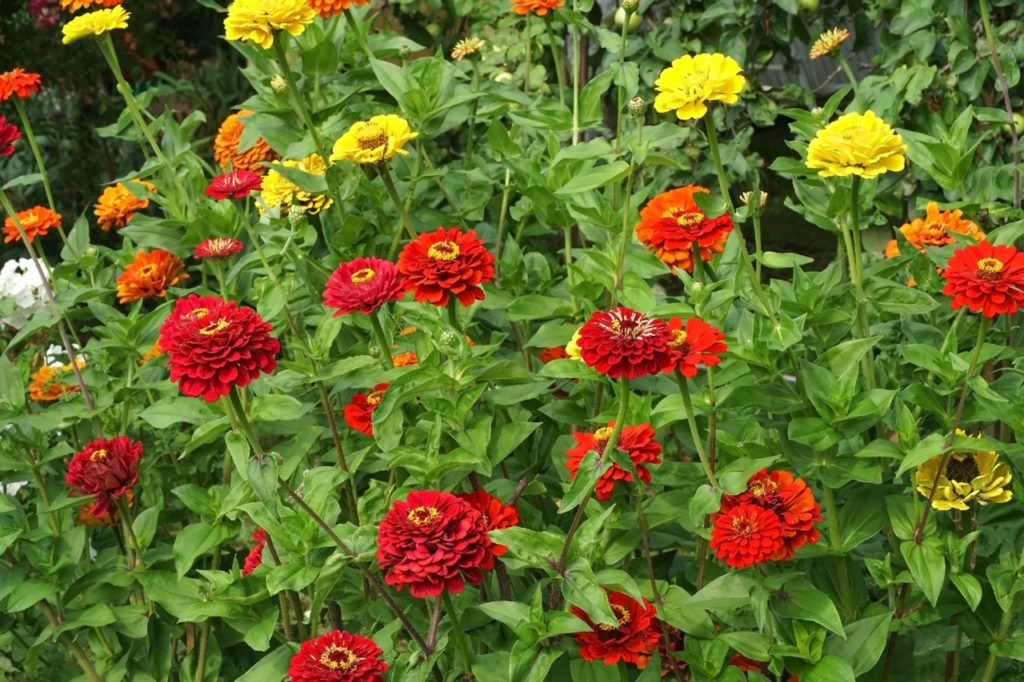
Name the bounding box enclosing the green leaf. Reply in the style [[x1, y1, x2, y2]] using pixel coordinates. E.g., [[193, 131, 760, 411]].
[[266, 563, 320, 595], [133, 507, 161, 550], [173, 522, 231, 577], [803, 655, 856, 682], [248, 394, 311, 422], [950, 573, 983, 611], [866, 277, 939, 315], [0, 356, 25, 409], [761, 251, 814, 268], [226, 431, 251, 481], [773, 579, 845, 636], [901, 539, 946, 606], [139, 398, 217, 428], [895, 433, 945, 478], [555, 161, 630, 195], [235, 646, 293, 682], [559, 451, 610, 514], [247, 455, 279, 508], [824, 613, 892, 676], [840, 499, 886, 551], [242, 606, 280, 651], [5, 580, 57, 612], [686, 573, 755, 610]]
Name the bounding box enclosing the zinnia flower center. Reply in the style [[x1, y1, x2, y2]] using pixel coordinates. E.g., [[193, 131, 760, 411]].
[[407, 505, 440, 526], [427, 241, 461, 261], [199, 319, 231, 336], [946, 456, 980, 484], [976, 257, 1004, 280], [748, 479, 778, 498], [675, 211, 705, 228], [357, 127, 388, 151], [593, 426, 615, 446], [207, 238, 234, 254], [730, 515, 756, 538], [669, 329, 688, 349], [350, 268, 376, 284], [366, 389, 384, 406], [139, 264, 157, 278], [90, 448, 108, 462], [319, 645, 359, 672], [598, 604, 631, 631], [605, 312, 655, 340], [188, 307, 210, 320]]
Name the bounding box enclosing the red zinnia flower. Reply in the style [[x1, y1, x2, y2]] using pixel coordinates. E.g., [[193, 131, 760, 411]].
[[635, 185, 733, 272], [194, 237, 244, 260], [666, 316, 727, 378], [571, 591, 661, 669], [343, 383, 388, 436], [0, 69, 42, 100], [323, 257, 405, 316], [538, 346, 570, 363], [158, 294, 281, 402], [0, 116, 20, 157], [287, 629, 388, 682], [941, 241, 1024, 317], [576, 307, 674, 380], [566, 422, 662, 500], [242, 528, 267, 576], [65, 437, 142, 518], [376, 490, 490, 598], [204, 169, 262, 200], [456, 489, 519, 559], [719, 469, 822, 561], [709, 502, 786, 568], [397, 227, 495, 306]]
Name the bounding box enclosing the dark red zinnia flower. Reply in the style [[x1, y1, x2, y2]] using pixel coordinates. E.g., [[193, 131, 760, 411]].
[[0, 116, 21, 157], [323, 257, 405, 316], [456, 489, 519, 559], [376, 490, 490, 598], [194, 237, 244, 260], [666, 316, 727, 378], [941, 241, 1024, 317], [286, 629, 388, 682], [343, 383, 388, 436], [719, 469, 822, 562], [158, 294, 281, 402], [576, 307, 674, 380], [565, 422, 662, 500], [204, 169, 262, 200], [572, 591, 661, 669], [397, 227, 495, 307], [709, 502, 786, 568], [242, 528, 267, 576], [65, 437, 142, 518]]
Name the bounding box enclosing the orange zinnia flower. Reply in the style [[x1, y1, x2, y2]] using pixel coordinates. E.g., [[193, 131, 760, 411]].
[[510, 0, 563, 15], [0, 68, 42, 101], [59, 0, 123, 11], [393, 351, 418, 367], [94, 181, 156, 231], [308, 0, 370, 18], [28, 362, 84, 402], [116, 250, 188, 304], [635, 185, 733, 272], [213, 110, 278, 174], [884, 201, 985, 259], [138, 341, 163, 365], [3, 206, 61, 244]]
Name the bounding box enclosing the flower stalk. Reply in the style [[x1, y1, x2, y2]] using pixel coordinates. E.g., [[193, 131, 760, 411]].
[[368, 309, 395, 368], [673, 369, 718, 489], [544, 16, 566, 108], [12, 98, 69, 250]]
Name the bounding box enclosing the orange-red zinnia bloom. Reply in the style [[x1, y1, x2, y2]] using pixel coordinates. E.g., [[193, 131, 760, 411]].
[[941, 241, 1024, 317], [94, 181, 155, 231], [308, 0, 371, 18], [204, 169, 262, 200], [323, 257, 405, 316], [884, 201, 985, 259], [194, 238, 244, 261], [510, 0, 563, 15], [76, 490, 132, 527], [719, 469, 822, 562], [59, 0, 123, 11], [242, 528, 267, 576], [635, 186, 733, 272], [65, 436, 142, 518], [0, 68, 42, 100], [397, 227, 495, 307], [3, 206, 61, 244], [116, 249, 188, 304], [213, 110, 278, 174], [287, 630, 388, 682], [576, 307, 674, 380], [456, 489, 519, 559], [343, 383, 388, 436], [566, 422, 662, 500], [393, 351, 418, 367], [539, 346, 570, 363], [375, 490, 490, 598], [710, 503, 785, 568], [666, 316, 727, 378], [0, 116, 20, 157], [571, 591, 661, 669]]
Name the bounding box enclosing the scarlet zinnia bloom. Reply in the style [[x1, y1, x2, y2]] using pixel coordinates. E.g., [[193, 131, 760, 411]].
[[194, 238, 244, 261], [287, 630, 388, 682], [0, 69, 42, 100], [3, 206, 61, 244], [566, 422, 663, 500], [76, 490, 133, 526], [204, 169, 262, 200], [94, 180, 155, 231], [308, 0, 371, 19], [158, 294, 281, 401], [392, 351, 417, 367], [709, 503, 786, 568], [324, 258, 405, 316], [28, 362, 83, 402], [343, 383, 388, 436], [65, 437, 142, 518], [375, 490, 490, 598], [242, 528, 267, 576], [213, 110, 278, 174], [116, 249, 188, 304], [510, 0, 563, 15], [0, 116, 20, 157], [941, 241, 1024, 317], [576, 307, 674, 380], [456, 489, 519, 558], [635, 186, 733, 272], [572, 591, 661, 669], [666, 316, 727, 378], [719, 469, 822, 562], [398, 228, 495, 306]]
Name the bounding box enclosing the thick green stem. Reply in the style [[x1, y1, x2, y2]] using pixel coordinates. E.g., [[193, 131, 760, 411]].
[[13, 99, 69, 250], [823, 485, 855, 618], [544, 16, 566, 108], [368, 309, 395, 367], [569, 0, 580, 145], [342, 9, 376, 60], [442, 592, 473, 675], [446, 296, 461, 332], [38, 602, 103, 682], [270, 38, 331, 167], [378, 164, 418, 241], [612, 12, 631, 155], [674, 370, 718, 489], [845, 176, 877, 392], [978, 0, 1020, 210], [115, 496, 145, 571]]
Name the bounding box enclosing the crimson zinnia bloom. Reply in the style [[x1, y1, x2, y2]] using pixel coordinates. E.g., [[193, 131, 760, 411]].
[[576, 307, 674, 380], [376, 490, 490, 598], [241, 528, 267, 576], [65, 437, 142, 518], [204, 169, 262, 200], [158, 294, 281, 401], [397, 227, 495, 306], [0, 68, 42, 100], [941, 241, 1024, 317], [287, 629, 388, 682], [566, 422, 662, 500], [635, 185, 733, 272], [343, 383, 388, 436], [0, 116, 21, 157], [324, 257, 405, 316], [572, 591, 661, 669], [194, 237, 244, 261], [666, 316, 727, 378], [456, 489, 519, 558], [710, 503, 785, 568]]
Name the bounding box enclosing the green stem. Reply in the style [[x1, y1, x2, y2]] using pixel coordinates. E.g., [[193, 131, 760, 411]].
[[674, 370, 718, 489], [563, 225, 578, 314], [210, 260, 229, 299], [442, 592, 473, 675], [570, 0, 580, 145], [495, 168, 513, 267], [466, 61, 480, 164], [750, 180, 763, 280], [523, 14, 532, 93], [446, 296, 460, 332], [612, 11, 631, 155], [12, 99, 69, 251], [342, 9, 376, 60], [115, 496, 145, 571], [978, 0, 1021, 210], [980, 547, 1024, 682], [368, 309, 395, 368], [270, 37, 331, 167], [823, 485, 855, 618], [846, 176, 877, 392], [38, 602, 103, 682], [834, 52, 861, 101], [378, 164, 418, 241], [544, 16, 566, 108], [611, 155, 637, 293]]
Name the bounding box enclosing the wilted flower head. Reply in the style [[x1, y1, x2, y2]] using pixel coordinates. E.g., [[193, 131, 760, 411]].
[[343, 383, 388, 436], [330, 114, 418, 165], [259, 154, 333, 215], [653, 53, 745, 120], [806, 111, 907, 178], [452, 37, 486, 61], [224, 0, 315, 49], [61, 6, 130, 44], [809, 27, 851, 59], [571, 591, 661, 669], [29, 362, 84, 402], [739, 190, 767, 210], [915, 431, 1013, 511], [885, 201, 984, 259], [65, 437, 142, 518]]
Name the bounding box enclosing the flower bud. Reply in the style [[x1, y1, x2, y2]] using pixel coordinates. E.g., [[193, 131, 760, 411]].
[[739, 190, 768, 211], [811, 106, 824, 118], [270, 74, 287, 95], [399, 46, 412, 60], [628, 96, 646, 118], [287, 204, 306, 228], [368, 344, 381, 358], [621, 0, 639, 13], [439, 329, 459, 348]]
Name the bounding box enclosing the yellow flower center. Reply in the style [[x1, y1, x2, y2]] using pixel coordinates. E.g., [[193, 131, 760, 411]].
[[427, 240, 461, 261], [350, 268, 376, 284], [407, 506, 440, 526], [593, 426, 615, 444], [139, 264, 157, 278], [366, 389, 385, 406], [748, 479, 778, 498], [731, 515, 755, 537], [598, 604, 631, 631], [90, 449, 108, 462], [188, 307, 210, 320], [357, 127, 389, 151], [669, 329, 688, 349], [675, 211, 705, 228], [198, 319, 231, 336], [945, 455, 980, 484], [976, 257, 1004, 280], [318, 645, 359, 672]]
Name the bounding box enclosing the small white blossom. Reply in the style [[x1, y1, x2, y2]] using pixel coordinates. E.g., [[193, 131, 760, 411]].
[[0, 258, 49, 330]]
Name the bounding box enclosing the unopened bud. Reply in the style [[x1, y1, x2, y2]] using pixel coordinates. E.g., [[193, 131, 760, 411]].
[[621, 0, 639, 13], [811, 106, 824, 118], [270, 74, 287, 95], [85, 246, 97, 257], [368, 344, 381, 358], [739, 190, 768, 211], [440, 329, 459, 347], [287, 205, 306, 228], [398, 46, 412, 60], [628, 96, 646, 118]]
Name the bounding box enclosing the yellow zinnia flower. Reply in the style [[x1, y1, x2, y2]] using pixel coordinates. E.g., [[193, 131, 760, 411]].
[[330, 115, 418, 165], [809, 28, 851, 60], [653, 53, 745, 121], [805, 110, 907, 179], [61, 6, 130, 44], [915, 431, 1013, 511], [224, 0, 316, 50], [259, 154, 333, 215]]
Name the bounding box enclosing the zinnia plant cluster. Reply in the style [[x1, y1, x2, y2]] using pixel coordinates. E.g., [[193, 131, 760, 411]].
[[4, 1, 1024, 681]]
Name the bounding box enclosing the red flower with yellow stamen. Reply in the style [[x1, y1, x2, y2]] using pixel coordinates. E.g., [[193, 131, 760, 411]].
[[323, 257, 405, 316], [213, 110, 278, 175], [65, 436, 142, 518], [397, 227, 495, 306], [709, 502, 786, 568], [94, 180, 156, 231], [242, 528, 267, 576], [28, 362, 83, 402], [0, 68, 42, 100], [941, 241, 1024, 317], [375, 490, 490, 598], [116, 249, 188, 304], [287, 629, 388, 682], [719, 469, 822, 562], [571, 591, 661, 669], [3, 206, 61, 244], [343, 383, 388, 436], [456, 489, 519, 559], [0, 116, 20, 157], [666, 316, 727, 378], [566, 422, 662, 500], [194, 237, 244, 261], [308, 0, 370, 18], [576, 307, 674, 380], [204, 169, 262, 200], [635, 185, 733, 272], [510, 0, 563, 15]]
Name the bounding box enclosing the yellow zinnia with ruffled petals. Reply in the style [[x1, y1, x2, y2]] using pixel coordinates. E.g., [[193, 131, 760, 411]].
[[653, 53, 745, 121], [259, 154, 333, 216], [224, 0, 316, 50], [330, 115, 418, 165], [915, 431, 1014, 511], [61, 6, 130, 44], [806, 111, 907, 179]]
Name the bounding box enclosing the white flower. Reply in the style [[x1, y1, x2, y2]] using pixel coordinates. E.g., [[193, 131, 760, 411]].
[[44, 343, 85, 369], [0, 258, 49, 330]]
